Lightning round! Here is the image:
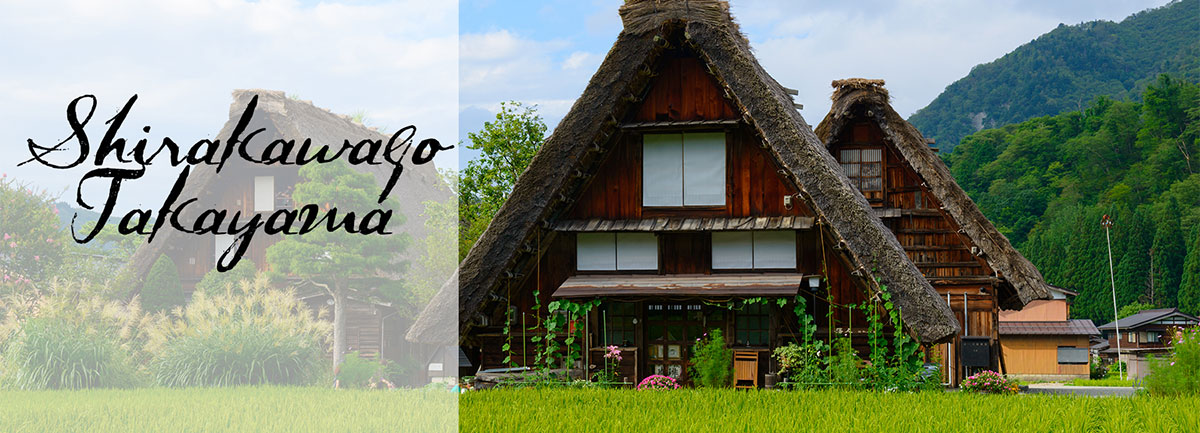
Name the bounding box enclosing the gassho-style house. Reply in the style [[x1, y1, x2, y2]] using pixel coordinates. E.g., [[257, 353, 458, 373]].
[[423, 0, 1056, 386]]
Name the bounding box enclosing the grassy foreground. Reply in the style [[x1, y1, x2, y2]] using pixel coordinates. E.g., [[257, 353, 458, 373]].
[[461, 388, 1199, 433], [1067, 378, 1136, 387], [0, 387, 457, 433]]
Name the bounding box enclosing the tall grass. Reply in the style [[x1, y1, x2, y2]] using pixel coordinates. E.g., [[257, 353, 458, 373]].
[[1, 318, 142, 389], [0, 387, 457, 433], [143, 277, 331, 387], [150, 323, 323, 387], [461, 388, 1200, 433]]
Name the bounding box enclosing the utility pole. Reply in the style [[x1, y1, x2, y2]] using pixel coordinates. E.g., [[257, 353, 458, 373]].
[[1102, 214, 1124, 380]]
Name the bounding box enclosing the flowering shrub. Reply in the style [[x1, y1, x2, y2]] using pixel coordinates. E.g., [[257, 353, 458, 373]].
[[636, 375, 679, 390], [960, 370, 1018, 394], [0, 176, 65, 290], [1144, 326, 1199, 396]]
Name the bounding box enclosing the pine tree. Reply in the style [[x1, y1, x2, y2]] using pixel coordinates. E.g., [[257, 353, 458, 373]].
[[1178, 225, 1200, 316], [1151, 197, 1185, 306], [1113, 208, 1151, 310], [266, 160, 409, 370]]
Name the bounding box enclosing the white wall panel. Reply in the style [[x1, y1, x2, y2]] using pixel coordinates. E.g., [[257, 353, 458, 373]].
[[752, 231, 796, 269], [712, 231, 753, 269], [642, 134, 683, 206], [682, 132, 726, 206], [616, 233, 658, 270], [577, 233, 617, 271]]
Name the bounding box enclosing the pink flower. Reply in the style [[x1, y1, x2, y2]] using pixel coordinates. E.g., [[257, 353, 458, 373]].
[[45, 238, 53, 243], [2, 233, 9, 240], [33, 256, 39, 261], [8, 242, 15, 248]]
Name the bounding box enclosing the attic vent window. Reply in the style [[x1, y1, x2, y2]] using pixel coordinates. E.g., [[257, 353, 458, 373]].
[[837, 148, 883, 201], [643, 132, 726, 207]]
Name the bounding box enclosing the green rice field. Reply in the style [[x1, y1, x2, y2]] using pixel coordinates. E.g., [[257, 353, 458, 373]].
[[461, 388, 1200, 433], [0, 387, 457, 433]]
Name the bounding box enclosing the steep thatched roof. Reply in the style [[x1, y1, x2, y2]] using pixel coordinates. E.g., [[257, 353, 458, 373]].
[[410, 0, 959, 344], [815, 79, 1053, 309], [123, 90, 450, 290]]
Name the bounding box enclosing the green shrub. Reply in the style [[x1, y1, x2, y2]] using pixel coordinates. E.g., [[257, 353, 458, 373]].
[[773, 342, 824, 384], [193, 259, 256, 296], [141, 255, 184, 312], [145, 277, 331, 387], [1090, 359, 1107, 379], [690, 329, 732, 388], [1, 318, 142, 389], [1144, 326, 1200, 396], [1105, 361, 1128, 379], [826, 336, 862, 389], [336, 351, 401, 389]]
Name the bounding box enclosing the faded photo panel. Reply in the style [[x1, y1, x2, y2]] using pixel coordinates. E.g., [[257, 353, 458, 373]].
[[0, 1, 458, 431]]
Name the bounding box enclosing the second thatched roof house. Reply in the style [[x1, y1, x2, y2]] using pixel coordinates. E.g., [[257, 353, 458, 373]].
[[815, 78, 1053, 384]]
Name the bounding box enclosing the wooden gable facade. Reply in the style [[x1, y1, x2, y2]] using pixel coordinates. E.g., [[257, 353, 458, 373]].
[[125, 90, 451, 364], [816, 79, 1054, 384], [467, 47, 931, 385]]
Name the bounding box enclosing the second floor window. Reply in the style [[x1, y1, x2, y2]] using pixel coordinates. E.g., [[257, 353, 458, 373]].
[[838, 148, 883, 202], [643, 132, 726, 207]]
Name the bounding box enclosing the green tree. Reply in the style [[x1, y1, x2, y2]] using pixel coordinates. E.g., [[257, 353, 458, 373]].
[[1179, 225, 1200, 316], [1118, 302, 1156, 319], [140, 255, 184, 312], [266, 160, 409, 369], [459, 101, 546, 260], [1151, 197, 1186, 306], [409, 169, 458, 309], [1114, 208, 1152, 308], [0, 177, 66, 291]]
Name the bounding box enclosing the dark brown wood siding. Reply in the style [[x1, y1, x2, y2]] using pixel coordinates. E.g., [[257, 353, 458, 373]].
[[567, 129, 814, 219]]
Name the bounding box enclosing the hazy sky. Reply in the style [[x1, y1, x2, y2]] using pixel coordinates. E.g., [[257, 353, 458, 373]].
[[1, 0, 458, 212], [459, 0, 1173, 163], [0, 0, 1176, 211]]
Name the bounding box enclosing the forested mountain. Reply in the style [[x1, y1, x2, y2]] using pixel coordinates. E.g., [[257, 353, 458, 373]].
[[910, 0, 1199, 152], [946, 75, 1200, 322]]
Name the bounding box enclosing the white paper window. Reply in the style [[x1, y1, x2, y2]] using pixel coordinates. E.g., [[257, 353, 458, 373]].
[[643, 133, 726, 207], [712, 231, 753, 269], [752, 231, 797, 269], [712, 231, 796, 270], [577, 233, 617, 271], [616, 233, 658, 270], [214, 234, 237, 267], [578, 233, 659, 271], [253, 175, 275, 212], [642, 134, 684, 207], [682, 132, 726, 205]]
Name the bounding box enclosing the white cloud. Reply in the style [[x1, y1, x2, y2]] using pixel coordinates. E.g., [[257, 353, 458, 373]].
[[562, 51, 595, 70]]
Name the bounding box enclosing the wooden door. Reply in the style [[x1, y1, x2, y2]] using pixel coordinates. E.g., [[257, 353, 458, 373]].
[[644, 302, 726, 384]]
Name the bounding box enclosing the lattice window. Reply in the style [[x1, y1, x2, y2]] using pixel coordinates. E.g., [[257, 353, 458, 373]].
[[838, 148, 884, 201]]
